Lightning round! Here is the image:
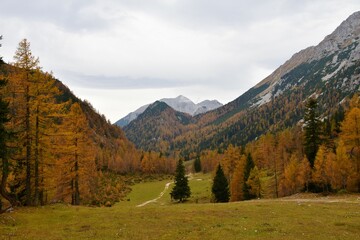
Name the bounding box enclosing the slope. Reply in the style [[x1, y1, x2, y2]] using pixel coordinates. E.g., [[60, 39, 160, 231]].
[[124, 11, 360, 156], [123, 101, 193, 152]]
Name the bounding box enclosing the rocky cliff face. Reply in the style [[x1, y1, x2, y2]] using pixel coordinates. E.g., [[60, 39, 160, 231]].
[[122, 11, 360, 154], [253, 11, 360, 107]]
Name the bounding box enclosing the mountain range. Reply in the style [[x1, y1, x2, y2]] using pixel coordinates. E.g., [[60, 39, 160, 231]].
[[122, 11, 360, 156], [115, 95, 223, 127]]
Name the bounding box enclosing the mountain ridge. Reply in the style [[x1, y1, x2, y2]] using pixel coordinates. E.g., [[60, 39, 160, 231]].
[[123, 11, 360, 156], [115, 95, 223, 127]]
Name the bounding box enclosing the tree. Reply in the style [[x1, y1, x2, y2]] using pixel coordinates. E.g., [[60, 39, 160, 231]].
[[340, 103, 360, 191], [170, 159, 191, 202], [13, 39, 40, 205], [0, 72, 19, 210], [246, 166, 262, 198], [229, 155, 245, 201], [326, 140, 354, 191], [312, 145, 330, 192], [304, 98, 322, 168], [212, 164, 230, 203], [243, 153, 255, 200], [193, 155, 201, 173]]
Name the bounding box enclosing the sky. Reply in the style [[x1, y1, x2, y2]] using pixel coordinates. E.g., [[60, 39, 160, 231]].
[[0, 1, 360, 122]]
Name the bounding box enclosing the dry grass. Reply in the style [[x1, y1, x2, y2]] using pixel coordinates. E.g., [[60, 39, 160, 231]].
[[0, 174, 359, 240]]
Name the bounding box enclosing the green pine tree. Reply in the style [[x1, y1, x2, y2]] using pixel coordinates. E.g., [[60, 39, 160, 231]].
[[193, 155, 201, 173], [304, 98, 322, 168], [212, 164, 230, 203], [170, 159, 191, 202], [243, 153, 255, 200]]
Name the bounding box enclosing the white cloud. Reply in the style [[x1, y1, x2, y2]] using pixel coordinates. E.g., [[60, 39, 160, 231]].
[[1, 0, 360, 122]]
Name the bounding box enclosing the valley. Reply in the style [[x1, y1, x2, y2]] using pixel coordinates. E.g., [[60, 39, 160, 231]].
[[1, 175, 359, 240], [1, 5, 360, 240]]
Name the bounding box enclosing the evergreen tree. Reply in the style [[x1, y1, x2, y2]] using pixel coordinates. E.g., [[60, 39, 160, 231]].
[[304, 98, 322, 168], [243, 153, 255, 200], [193, 155, 201, 173], [212, 164, 230, 202], [170, 159, 191, 202]]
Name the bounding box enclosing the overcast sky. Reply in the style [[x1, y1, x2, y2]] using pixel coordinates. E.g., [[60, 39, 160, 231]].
[[1, 0, 359, 122]]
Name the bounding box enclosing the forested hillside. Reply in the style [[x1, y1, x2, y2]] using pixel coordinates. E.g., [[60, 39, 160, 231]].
[[124, 11, 360, 159], [0, 39, 178, 210]]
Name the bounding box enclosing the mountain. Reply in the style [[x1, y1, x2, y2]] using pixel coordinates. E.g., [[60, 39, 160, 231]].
[[123, 101, 193, 152], [194, 100, 224, 115], [124, 11, 360, 156], [115, 95, 223, 127], [115, 104, 150, 127]]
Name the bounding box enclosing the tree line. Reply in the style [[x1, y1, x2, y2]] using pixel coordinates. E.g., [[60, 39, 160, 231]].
[[0, 39, 177, 211], [198, 96, 359, 202]]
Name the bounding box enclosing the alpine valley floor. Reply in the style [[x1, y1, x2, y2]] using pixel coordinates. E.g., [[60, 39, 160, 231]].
[[0, 173, 359, 240]]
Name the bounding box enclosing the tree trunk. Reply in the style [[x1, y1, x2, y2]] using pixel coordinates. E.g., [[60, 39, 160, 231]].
[[1, 157, 20, 209], [25, 85, 32, 206], [34, 105, 39, 206]]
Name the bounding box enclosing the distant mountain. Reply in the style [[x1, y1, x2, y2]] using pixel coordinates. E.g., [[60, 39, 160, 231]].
[[115, 95, 222, 127], [123, 101, 193, 152], [115, 104, 150, 127], [123, 11, 360, 156]]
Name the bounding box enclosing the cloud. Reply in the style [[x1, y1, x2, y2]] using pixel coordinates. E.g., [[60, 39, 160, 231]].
[[1, 0, 360, 121]]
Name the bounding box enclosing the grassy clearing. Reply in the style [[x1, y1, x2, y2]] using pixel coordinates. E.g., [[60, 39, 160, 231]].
[[0, 174, 359, 240]]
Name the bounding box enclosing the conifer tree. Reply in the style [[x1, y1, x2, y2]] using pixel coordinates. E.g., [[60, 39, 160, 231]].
[[304, 98, 322, 168], [170, 159, 191, 202], [212, 164, 230, 203], [13, 39, 40, 205], [340, 100, 360, 191], [243, 153, 255, 200], [194, 155, 201, 173], [0, 65, 18, 209]]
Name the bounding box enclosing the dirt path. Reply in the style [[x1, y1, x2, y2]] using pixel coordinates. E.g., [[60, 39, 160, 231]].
[[136, 174, 194, 207], [136, 182, 173, 207]]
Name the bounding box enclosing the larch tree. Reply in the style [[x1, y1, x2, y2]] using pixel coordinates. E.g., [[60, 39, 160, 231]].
[[304, 98, 322, 168], [0, 65, 19, 210], [13, 38, 40, 205], [212, 164, 230, 203], [55, 103, 97, 205], [230, 155, 245, 201], [327, 140, 353, 191], [312, 145, 330, 192], [298, 156, 311, 192], [246, 166, 262, 198], [68, 103, 97, 205], [30, 70, 64, 205], [340, 103, 360, 191], [170, 159, 191, 202]]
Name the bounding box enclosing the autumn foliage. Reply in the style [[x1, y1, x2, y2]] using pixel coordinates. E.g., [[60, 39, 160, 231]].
[[0, 39, 177, 208]]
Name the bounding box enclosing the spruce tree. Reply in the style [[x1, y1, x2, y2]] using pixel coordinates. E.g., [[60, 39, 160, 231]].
[[194, 155, 201, 173], [243, 153, 255, 200], [212, 164, 230, 202], [170, 159, 191, 202], [304, 98, 322, 168]]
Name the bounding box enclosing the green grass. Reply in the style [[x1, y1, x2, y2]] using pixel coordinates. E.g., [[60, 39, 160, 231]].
[[1, 174, 359, 240]]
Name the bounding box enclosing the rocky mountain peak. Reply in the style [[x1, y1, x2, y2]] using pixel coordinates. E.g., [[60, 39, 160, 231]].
[[115, 95, 223, 127], [252, 11, 360, 107]]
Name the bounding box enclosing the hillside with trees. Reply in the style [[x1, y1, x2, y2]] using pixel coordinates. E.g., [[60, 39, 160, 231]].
[[0, 39, 178, 210], [124, 11, 360, 160]]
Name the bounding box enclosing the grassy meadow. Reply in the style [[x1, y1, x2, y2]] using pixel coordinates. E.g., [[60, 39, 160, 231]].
[[0, 173, 359, 240]]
